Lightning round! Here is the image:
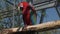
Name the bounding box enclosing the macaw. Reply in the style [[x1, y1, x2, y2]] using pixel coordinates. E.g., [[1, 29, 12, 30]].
[[18, 2, 37, 27]]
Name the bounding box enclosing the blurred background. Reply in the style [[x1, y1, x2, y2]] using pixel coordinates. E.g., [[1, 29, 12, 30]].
[[0, 0, 60, 34]]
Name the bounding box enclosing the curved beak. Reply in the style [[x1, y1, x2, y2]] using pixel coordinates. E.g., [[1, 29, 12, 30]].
[[18, 7, 20, 10]]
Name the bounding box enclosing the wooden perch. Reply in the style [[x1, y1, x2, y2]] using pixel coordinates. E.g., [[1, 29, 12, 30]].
[[1, 20, 60, 34]]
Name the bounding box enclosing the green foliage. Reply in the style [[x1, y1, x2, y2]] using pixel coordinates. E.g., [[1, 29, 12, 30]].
[[57, 0, 60, 2], [0, 23, 4, 30], [0, 1, 3, 20], [41, 9, 46, 16], [39, 9, 46, 23]]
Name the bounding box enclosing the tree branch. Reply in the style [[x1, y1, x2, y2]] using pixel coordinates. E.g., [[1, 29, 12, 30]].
[[1, 20, 60, 34]]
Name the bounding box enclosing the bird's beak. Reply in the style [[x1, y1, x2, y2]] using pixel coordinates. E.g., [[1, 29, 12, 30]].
[[18, 7, 20, 10]]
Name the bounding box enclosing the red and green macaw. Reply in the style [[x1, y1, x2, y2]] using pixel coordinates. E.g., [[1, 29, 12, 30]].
[[18, 2, 37, 27]]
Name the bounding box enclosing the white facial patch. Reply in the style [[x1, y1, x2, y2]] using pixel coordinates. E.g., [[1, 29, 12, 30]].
[[20, 3, 23, 7]]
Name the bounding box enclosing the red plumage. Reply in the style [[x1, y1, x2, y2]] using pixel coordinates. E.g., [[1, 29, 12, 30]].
[[18, 2, 32, 26]]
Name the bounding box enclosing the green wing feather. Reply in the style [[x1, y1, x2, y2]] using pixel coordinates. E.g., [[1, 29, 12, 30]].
[[30, 11, 37, 25]]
